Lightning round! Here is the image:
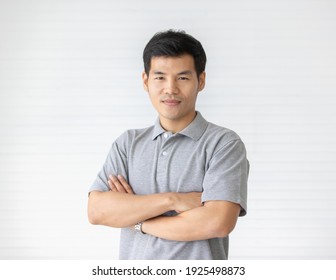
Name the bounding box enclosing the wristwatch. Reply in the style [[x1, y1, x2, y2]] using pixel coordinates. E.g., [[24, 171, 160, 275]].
[[134, 222, 145, 234]]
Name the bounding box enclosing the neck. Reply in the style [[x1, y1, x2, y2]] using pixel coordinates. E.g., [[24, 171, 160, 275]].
[[159, 111, 197, 133]]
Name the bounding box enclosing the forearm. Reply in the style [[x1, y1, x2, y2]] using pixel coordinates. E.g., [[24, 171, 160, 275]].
[[142, 201, 240, 241], [142, 208, 214, 241], [88, 191, 174, 228]]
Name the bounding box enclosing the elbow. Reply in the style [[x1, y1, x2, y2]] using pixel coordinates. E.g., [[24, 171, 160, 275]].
[[87, 196, 122, 227], [201, 201, 241, 239], [87, 207, 120, 227], [215, 225, 235, 238], [87, 205, 101, 225], [88, 210, 124, 228], [88, 211, 99, 225], [208, 221, 237, 239], [87, 193, 104, 225]]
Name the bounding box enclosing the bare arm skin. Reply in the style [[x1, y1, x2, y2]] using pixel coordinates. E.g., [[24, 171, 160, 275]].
[[142, 200, 241, 241], [88, 175, 241, 242], [87, 175, 202, 228]]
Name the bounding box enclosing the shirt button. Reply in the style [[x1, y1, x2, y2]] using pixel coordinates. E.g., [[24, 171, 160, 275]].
[[163, 133, 168, 138], [162, 151, 168, 156]]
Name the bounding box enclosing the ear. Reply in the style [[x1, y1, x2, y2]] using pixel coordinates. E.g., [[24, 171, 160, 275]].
[[142, 71, 149, 92], [198, 71, 206, 92]]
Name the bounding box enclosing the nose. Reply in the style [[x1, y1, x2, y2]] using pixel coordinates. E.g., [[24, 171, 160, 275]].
[[164, 78, 179, 95]]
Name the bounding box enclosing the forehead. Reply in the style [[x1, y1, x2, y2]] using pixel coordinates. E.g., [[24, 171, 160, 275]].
[[149, 54, 196, 73]]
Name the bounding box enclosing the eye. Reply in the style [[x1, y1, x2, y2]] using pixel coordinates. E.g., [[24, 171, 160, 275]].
[[154, 76, 164, 80], [178, 76, 189, 80]]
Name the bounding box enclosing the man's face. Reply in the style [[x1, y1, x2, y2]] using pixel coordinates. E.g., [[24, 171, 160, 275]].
[[142, 54, 205, 132]]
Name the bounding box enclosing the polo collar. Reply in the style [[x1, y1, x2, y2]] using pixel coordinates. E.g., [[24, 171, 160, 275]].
[[152, 111, 208, 141]]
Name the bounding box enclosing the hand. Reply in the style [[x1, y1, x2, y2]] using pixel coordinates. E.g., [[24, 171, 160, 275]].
[[173, 192, 202, 213], [108, 175, 134, 194]]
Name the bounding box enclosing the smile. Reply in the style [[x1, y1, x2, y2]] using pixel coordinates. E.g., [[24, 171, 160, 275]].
[[162, 99, 181, 106]]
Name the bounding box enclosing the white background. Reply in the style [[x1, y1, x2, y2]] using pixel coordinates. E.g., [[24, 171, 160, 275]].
[[0, 0, 336, 259]]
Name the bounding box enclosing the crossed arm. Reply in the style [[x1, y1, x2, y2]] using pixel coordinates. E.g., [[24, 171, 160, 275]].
[[88, 175, 241, 242]]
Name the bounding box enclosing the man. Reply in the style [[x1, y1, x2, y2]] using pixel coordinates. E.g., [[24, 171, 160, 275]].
[[88, 30, 249, 260]]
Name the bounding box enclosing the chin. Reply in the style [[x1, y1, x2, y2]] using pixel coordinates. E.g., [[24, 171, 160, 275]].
[[162, 110, 184, 119]]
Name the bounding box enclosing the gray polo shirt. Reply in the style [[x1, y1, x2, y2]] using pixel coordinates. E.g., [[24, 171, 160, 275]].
[[89, 112, 248, 259]]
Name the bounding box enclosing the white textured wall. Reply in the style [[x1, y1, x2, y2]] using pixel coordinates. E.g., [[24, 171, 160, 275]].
[[1, 0, 336, 259]]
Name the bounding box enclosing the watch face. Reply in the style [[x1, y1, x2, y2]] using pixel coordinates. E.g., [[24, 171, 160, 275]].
[[135, 222, 144, 233], [135, 223, 142, 232]]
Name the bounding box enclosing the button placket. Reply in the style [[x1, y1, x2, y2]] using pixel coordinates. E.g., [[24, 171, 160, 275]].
[[161, 132, 173, 157], [156, 134, 172, 187]]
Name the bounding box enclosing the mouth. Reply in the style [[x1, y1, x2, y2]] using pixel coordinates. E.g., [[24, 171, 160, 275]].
[[162, 99, 181, 106]]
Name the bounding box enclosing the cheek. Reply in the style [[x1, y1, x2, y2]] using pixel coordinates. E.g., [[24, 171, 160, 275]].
[[148, 92, 161, 105], [147, 82, 162, 93]]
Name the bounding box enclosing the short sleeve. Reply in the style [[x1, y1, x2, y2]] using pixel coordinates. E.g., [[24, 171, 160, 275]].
[[201, 139, 249, 216], [88, 134, 129, 194]]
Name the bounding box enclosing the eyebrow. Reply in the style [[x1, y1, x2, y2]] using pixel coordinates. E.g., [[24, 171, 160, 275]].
[[153, 71, 166, 75], [152, 70, 193, 75], [178, 70, 193, 75]]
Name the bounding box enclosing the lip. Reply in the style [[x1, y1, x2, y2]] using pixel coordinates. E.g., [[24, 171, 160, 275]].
[[162, 99, 181, 106]]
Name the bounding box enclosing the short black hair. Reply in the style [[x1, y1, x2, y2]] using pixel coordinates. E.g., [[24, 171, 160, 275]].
[[143, 29, 207, 77]]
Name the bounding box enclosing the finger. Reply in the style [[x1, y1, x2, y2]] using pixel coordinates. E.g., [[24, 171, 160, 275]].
[[109, 175, 127, 193], [117, 175, 134, 194], [108, 177, 117, 192]]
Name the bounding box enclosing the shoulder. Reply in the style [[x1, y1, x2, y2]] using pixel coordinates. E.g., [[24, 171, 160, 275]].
[[115, 125, 155, 146], [199, 120, 249, 163], [204, 121, 242, 146]]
